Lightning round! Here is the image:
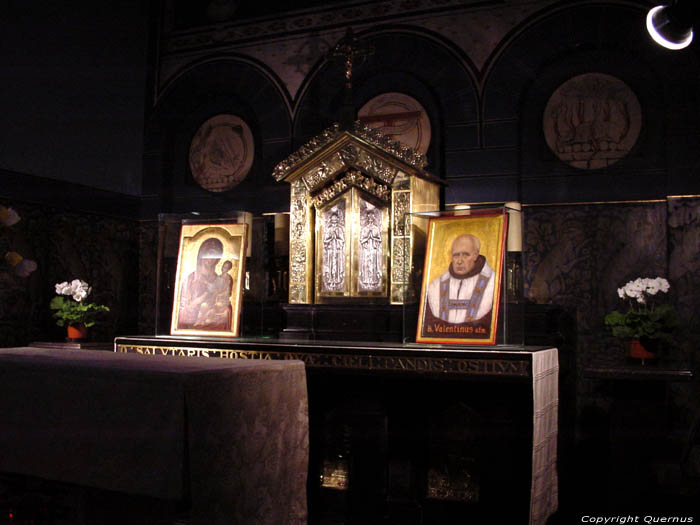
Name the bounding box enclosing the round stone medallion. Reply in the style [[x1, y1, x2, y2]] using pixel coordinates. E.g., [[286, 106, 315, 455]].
[[358, 92, 431, 155], [543, 73, 641, 170], [189, 114, 254, 192]]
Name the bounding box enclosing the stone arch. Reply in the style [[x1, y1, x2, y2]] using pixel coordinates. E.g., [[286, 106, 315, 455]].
[[293, 26, 479, 181], [144, 55, 293, 213], [483, 1, 700, 201]]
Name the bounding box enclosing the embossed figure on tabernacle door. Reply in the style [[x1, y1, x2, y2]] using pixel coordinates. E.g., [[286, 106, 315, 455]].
[[322, 204, 346, 291], [359, 201, 382, 291], [177, 238, 233, 331]]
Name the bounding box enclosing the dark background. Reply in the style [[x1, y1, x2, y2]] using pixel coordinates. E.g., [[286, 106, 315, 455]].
[[1, 0, 699, 520]]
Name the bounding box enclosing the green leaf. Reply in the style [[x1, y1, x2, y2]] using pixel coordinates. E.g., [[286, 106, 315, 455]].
[[49, 296, 110, 328], [604, 303, 677, 342]]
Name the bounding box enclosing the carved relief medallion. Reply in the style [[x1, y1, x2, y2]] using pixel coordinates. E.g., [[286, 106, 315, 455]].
[[359, 93, 431, 155], [543, 73, 641, 170], [189, 114, 254, 192]]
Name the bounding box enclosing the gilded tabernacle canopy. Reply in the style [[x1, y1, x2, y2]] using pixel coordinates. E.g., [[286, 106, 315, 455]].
[[273, 121, 441, 305]]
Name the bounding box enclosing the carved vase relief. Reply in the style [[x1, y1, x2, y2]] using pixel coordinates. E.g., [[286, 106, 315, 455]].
[[359, 93, 431, 155], [543, 73, 641, 170], [188, 114, 254, 192]]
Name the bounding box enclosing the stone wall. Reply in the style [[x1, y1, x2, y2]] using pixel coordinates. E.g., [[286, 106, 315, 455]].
[[0, 197, 140, 346]]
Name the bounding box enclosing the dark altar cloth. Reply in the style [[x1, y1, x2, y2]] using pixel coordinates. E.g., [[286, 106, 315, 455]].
[[0, 346, 309, 524]]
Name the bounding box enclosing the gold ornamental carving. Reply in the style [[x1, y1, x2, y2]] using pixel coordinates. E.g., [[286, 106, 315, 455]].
[[272, 121, 427, 183], [291, 198, 306, 237], [275, 120, 440, 305], [273, 124, 342, 182], [339, 145, 397, 184], [302, 155, 345, 192], [391, 237, 409, 283], [393, 191, 410, 236], [350, 122, 426, 169], [288, 179, 313, 304], [311, 169, 390, 208], [290, 240, 307, 283], [289, 284, 307, 304]]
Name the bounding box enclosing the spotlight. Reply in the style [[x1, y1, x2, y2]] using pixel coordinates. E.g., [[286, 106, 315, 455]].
[[646, 2, 694, 50]]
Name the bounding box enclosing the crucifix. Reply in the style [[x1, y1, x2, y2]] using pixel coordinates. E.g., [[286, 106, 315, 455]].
[[328, 27, 374, 127]]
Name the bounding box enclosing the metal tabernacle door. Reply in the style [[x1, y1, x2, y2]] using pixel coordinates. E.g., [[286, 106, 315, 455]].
[[315, 186, 389, 303]]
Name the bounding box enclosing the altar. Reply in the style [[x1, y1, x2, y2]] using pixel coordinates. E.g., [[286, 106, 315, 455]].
[[115, 336, 559, 525], [0, 346, 308, 524]]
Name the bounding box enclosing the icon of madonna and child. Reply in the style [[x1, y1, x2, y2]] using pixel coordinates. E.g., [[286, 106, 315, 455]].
[[171, 225, 247, 337]]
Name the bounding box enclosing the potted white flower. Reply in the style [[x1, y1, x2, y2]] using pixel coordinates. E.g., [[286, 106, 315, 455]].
[[604, 277, 677, 361], [50, 280, 110, 340]]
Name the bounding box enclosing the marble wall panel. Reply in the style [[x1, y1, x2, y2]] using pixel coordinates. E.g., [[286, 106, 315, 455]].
[[137, 221, 159, 335], [668, 198, 700, 331], [667, 197, 700, 430], [523, 199, 700, 438], [523, 201, 667, 423], [524, 201, 667, 344], [0, 200, 140, 347]]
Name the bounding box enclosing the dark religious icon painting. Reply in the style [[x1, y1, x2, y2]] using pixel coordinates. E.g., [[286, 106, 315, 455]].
[[416, 213, 507, 345], [171, 222, 248, 337]]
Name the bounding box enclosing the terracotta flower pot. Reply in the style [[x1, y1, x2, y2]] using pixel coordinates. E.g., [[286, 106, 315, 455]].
[[629, 338, 657, 361], [66, 324, 88, 341]]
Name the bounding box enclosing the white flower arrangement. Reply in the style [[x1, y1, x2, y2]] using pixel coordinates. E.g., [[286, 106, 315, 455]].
[[55, 279, 92, 303], [617, 277, 671, 304], [606, 276, 676, 343], [50, 279, 109, 328]]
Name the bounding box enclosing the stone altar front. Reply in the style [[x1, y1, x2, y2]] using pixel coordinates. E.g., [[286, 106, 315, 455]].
[[115, 336, 559, 525]]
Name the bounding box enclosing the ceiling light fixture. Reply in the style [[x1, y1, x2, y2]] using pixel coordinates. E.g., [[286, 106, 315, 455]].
[[646, 2, 694, 50]]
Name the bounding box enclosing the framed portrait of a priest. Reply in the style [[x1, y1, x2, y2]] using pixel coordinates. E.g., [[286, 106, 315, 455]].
[[416, 213, 506, 345]]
